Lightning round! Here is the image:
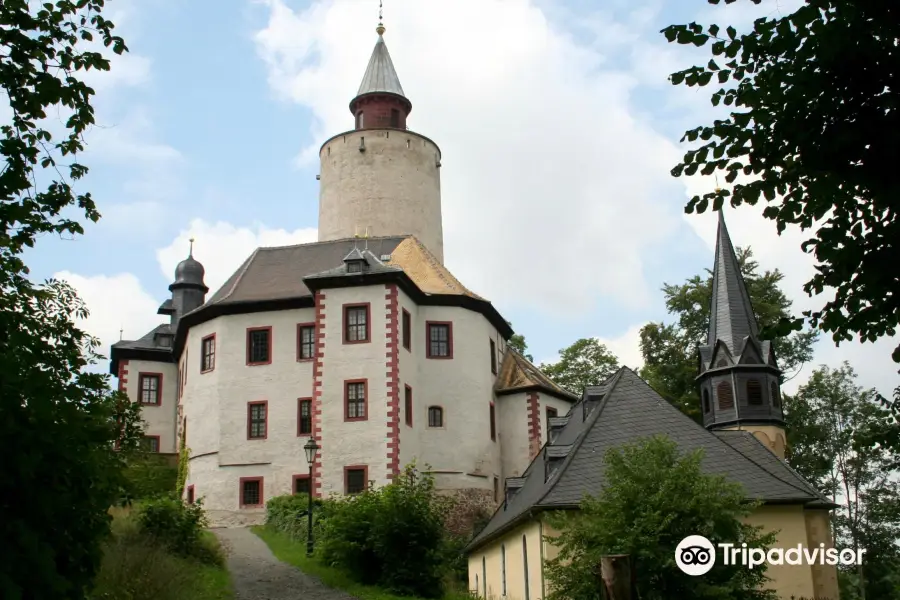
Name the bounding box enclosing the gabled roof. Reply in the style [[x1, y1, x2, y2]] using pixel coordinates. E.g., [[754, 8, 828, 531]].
[[111, 323, 173, 352], [467, 367, 831, 552], [707, 211, 759, 356], [356, 34, 405, 98], [495, 349, 578, 401]]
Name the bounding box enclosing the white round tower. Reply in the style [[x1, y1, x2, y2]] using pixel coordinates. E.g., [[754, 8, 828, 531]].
[[317, 25, 444, 263]]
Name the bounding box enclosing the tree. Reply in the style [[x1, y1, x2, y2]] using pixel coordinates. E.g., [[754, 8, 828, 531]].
[[640, 247, 817, 420], [662, 1, 899, 368], [782, 363, 900, 600], [540, 338, 620, 395], [1, 0, 132, 597], [508, 332, 533, 362], [544, 436, 777, 600]]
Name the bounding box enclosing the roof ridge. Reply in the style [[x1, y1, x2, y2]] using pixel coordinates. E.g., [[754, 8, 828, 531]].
[[728, 430, 828, 501], [217, 247, 260, 304], [408, 236, 472, 296], [532, 368, 628, 506], [256, 234, 406, 253], [510, 349, 577, 399]]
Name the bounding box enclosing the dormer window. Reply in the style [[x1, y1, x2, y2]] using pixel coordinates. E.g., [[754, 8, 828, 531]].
[[343, 248, 369, 273], [504, 477, 526, 506], [347, 261, 364, 273], [543, 444, 573, 482]]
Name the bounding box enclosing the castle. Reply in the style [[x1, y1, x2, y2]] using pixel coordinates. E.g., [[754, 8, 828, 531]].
[[110, 23, 575, 526]]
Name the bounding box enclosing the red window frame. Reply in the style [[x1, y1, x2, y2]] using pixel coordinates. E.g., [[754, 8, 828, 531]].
[[247, 400, 268, 439]]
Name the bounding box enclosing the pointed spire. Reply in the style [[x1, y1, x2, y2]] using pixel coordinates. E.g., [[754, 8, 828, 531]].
[[356, 25, 405, 98], [707, 210, 759, 355]]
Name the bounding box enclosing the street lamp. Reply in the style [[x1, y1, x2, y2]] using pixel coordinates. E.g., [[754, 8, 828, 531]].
[[303, 437, 320, 556]]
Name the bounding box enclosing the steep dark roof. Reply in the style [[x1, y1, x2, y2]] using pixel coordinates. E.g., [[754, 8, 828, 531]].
[[356, 33, 405, 98], [467, 368, 830, 552], [109, 324, 175, 372], [707, 211, 759, 357], [494, 349, 578, 401]]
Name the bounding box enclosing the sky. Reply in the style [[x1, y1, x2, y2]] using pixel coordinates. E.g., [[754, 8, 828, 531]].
[[20, 0, 899, 398]]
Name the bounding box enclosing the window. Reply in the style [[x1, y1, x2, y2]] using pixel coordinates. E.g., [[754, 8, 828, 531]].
[[489, 402, 496, 441], [482, 557, 487, 598], [297, 324, 315, 360], [493, 476, 499, 503], [390, 108, 400, 128], [293, 475, 311, 496], [201, 334, 215, 372], [490, 339, 497, 374], [187, 485, 195, 504], [143, 436, 160, 453], [247, 401, 267, 439], [344, 304, 370, 343], [703, 389, 711, 413], [716, 358, 728, 368], [747, 380, 763, 405], [426, 322, 452, 358], [247, 327, 272, 365], [402, 309, 411, 351], [501, 544, 507, 596], [546, 406, 558, 435], [345, 466, 367, 494], [716, 381, 734, 410], [239, 477, 263, 507], [404, 385, 413, 427], [771, 381, 781, 408], [345, 380, 367, 421], [138, 373, 162, 405], [356, 111, 364, 129], [298, 398, 312, 435], [347, 260, 364, 273], [428, 406, 443, 428], [523, 535, 530, 600]]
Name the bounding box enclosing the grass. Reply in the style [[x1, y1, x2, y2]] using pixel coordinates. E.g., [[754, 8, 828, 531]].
[[253, 525, 471, 600], [90, 506, 234, 600]]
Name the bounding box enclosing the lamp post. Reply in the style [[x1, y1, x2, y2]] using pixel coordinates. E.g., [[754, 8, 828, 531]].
[[303, 437, 320, 556]]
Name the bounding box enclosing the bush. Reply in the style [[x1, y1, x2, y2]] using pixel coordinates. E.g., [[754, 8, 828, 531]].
[[123, 453, 178, 501], [136, 496, 221, 565], [266, 493, 324, 540], [317, 463, 447, 598]]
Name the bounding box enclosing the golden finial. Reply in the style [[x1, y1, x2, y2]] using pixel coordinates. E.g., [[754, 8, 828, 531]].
[[714, 174, 722, 193], [376, 0, 385, 35]]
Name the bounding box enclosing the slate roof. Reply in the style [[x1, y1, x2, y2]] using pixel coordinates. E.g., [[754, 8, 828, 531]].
[[494, 349, 579, 401], [707, 210, 760, 356], [467, 367, 831, 551], [356, 33, 405, 98], [111, 324, 174, 353]]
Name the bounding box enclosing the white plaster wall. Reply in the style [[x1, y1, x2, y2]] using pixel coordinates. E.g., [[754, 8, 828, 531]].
[[318, 285, 392, 495], [396, 288, 421, 471], [497, 392, 531, 479], [318, 130, 444, 262], [180, 308, 316, 525], [415, 305, 499, 493], [125, 359, 178, 453]]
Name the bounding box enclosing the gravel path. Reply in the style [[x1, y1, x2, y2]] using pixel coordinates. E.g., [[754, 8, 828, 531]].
[[214, 527, 358, 600]]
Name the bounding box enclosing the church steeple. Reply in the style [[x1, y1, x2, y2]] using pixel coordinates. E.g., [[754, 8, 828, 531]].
[[697, 210, 786, 458], [349, 20, 412, 130]]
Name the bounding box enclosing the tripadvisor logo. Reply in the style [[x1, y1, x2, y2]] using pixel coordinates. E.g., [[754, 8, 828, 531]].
[[675, 535, 865, 576]]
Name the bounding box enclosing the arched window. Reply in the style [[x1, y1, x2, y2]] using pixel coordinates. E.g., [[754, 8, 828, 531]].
[[523, 535, 530, 600], [501, 544, 507, 597], [747, 380, 763, 405], [475, 575, 479, 596], [356, 111, 364, 129], [703, 389, 711, 413], [428, 406, 443, 428], [717, 381, 734, 410], [771, 381, 781, 408]]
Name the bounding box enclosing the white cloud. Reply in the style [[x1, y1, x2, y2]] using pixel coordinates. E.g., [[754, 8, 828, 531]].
[[156, 219, 318, 296], [598, 324, 646, 372], [53, 271, 163, 361], [85, 107, 182, 164], [253, 0, 683, 314]]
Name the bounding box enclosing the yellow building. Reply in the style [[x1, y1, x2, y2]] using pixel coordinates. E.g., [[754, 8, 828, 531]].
[[465, 213, 841, 600]]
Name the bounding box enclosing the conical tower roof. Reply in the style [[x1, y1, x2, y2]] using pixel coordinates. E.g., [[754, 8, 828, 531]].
[[356, 32, 405, 98], [707, 210, 759, 355]]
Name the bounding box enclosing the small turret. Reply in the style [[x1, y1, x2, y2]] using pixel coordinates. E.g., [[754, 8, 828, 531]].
[[159, 238, 209, 326]]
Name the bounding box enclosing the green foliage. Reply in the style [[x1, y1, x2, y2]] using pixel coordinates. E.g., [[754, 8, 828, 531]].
[[640, 247, 817, 421], [90, 508, 232, 600], [784, 363, 900, 600], [539, 338, 620, 395], [266, 492, 327, 541], [136, 496, 222, 566], [175, 428, 189, 498], [505, 321, 533, 362], [544, 436, 777, 600], [318, 464, 450, 598], [0, 0, 136, 597], [123, 454, 178, 501], [662, 2, 899, 363]]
